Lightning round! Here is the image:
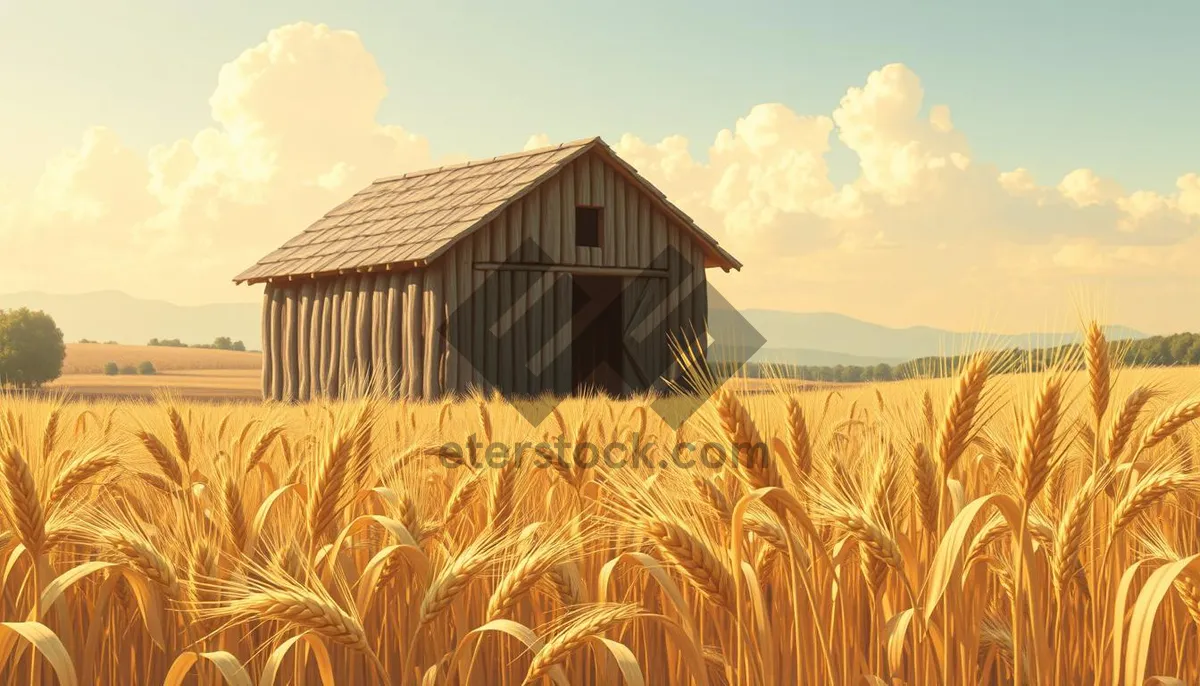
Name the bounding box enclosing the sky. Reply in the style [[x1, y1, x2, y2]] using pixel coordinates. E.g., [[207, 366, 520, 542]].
[[1, 0, 1198, 334]]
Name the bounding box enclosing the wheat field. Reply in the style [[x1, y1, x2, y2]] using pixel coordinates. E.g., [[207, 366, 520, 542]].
[[61, 344, 261, 375], [2, 324, 1200, 685]]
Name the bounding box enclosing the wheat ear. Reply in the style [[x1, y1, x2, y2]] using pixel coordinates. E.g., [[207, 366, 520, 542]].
[[935, 354, 991, 481], [136, 430, 183, 487], [522, 604, 640, 685], [640, 519, 736, 611], [1, 445, 46, 554]]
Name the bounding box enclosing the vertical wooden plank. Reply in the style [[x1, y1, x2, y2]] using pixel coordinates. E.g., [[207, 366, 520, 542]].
[[520, 196, 539, 395], [533, 272, 550, 394], [310, 282, 325, 398], [297, 282, 313, 402], [651, 211, 668, 267], [282, 287, 298, 402], [627, 182, 641, 267], [666, 225, 682, 381], [614, 175, 627, 268], [456, 239, 474, 393], [326, 278, 343, 399], [514, 269, 529, 396], [638, 193, 652, 269], [423, 266, 444, 399], [576, 156, 591, 205], [403, 270, 424, 399], [601, 160, 615, 267], [477, 229, 494, 393], [498, 270, 514, 396], [261, 285, 273, 400], [559, 169, 574, 266], [542, 175, 561, 263], [355, 274, 372, 393], [444, 253, 459, 395], [508, 202, 522, 263], [555, 273, 572, 395], [340, 275, 359, 398], [369, 272, 384, 390], [523, 187, 540, 261], [648, 213, 666, 383], [540, 179, 560, 394], [491, 211, 508, 262], [624, 277, 643, 393], [590, 155, 605, 213], [576, 159, 592, 267], [679, 232, 699, 359], [398, 273, 411, 398], [691, 242, 709, 370], [269, 288, 284, 401], [386, 273, 402, 398]]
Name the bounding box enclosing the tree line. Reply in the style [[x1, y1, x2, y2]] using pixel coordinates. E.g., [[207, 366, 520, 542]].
[[741, 332, 1200, 382], [149, 336, 246, 351]]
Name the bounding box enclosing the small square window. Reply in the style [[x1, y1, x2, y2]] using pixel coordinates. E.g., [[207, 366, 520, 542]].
[[575, 206, 601, 248]]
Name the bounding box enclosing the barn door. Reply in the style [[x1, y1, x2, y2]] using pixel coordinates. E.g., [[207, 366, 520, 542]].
[[621, 277, 668, 393]]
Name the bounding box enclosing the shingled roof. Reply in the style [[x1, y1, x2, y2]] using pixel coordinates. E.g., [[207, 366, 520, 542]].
[[233, 136, 740, 284]]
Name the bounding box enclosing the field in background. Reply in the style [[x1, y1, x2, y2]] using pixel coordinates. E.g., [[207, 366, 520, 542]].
[[62, 342, 261, 374], [47, 368, 260, 400], [5, 332, 1200, 683]]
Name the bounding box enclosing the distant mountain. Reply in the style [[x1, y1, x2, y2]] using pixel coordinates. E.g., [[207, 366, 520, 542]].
[[750, 347, 906, 367], [0, 291, 261, 349], [741, 310, 1146, 366], [0, 291, 1148, 367]]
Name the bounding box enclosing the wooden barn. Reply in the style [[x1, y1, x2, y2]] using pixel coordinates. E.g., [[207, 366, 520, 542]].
[[233, 136, 741, 402]]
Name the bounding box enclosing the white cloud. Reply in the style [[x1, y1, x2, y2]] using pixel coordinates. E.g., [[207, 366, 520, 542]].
[[0, 26, 1197, 333]]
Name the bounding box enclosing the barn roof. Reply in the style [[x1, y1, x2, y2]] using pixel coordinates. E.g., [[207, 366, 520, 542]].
[[233, 136, 741, 284]]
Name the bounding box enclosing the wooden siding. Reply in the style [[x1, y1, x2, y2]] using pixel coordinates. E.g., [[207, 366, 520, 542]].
[[258, 150, 711, 402]]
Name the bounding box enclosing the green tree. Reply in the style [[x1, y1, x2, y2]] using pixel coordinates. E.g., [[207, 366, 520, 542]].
[[232, 340, 246, 352], [103, 361, 119, 376], [137, 361, 157, 375], [873, 363, 893, 381], [213, 336, 233, 350], [0, 308, 67, 388]]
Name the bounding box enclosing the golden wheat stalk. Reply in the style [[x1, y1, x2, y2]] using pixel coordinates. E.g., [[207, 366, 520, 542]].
[[419, 534, 500, 627], [1138, 400, 1200, 454], [935, 354, 991, 480], [640, 519, 736, 611], [1110, 471, 1195, 538], [167, 406, 191, 466], [911, 442, 939, 534], [486, 543, 563, 620], [41, 407, 61, 459], [46, 448, 118, 506], [1084, 322, 1111, 423], [1104, 386, 1156, 464], [1014, 374, 1066, 503], [306, 432, 354, 545], [522, 604, 641, 685], [245, 425, 285, 474], [1, 444, 46, 554], [102, 526, 181, 598], [786, 397, 812, 475], [136, 430, 184, 487], [717, 389, 782, 491], [229, 584, 372, 652]]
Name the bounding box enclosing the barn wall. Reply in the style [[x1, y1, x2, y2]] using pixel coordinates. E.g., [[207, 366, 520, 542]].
[[258, 150, 714, 402], [259, 268, 451, 402], [430, 149, 711, 397]]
